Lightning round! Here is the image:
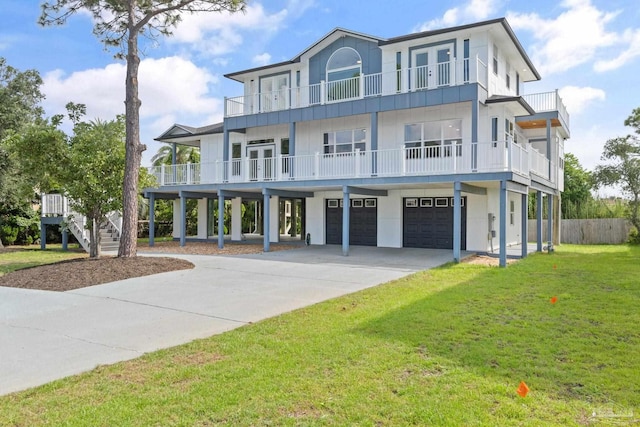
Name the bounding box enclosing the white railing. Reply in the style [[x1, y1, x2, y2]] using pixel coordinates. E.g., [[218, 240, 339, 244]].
[[41, 193, 67, 216], [522, 90, 570, 129], [529, 148, 550, 180], [150, 141, 548, 186], [106, 211, 122, 239], [224, 57, 487, 117], [40, 193, 122, 253]]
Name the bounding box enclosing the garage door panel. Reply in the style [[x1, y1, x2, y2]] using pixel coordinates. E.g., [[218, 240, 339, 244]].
[[403, 197, 467, 250], [326, 199, 377, 247]]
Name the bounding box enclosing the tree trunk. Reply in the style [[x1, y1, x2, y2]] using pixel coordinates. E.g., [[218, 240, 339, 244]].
[[89, 218, 101, 259], [118, 2, 145, 258]]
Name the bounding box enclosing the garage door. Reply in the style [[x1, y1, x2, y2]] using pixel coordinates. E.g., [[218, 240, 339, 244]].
[[403, 197, 466, 249], [326, 198, 377, 246]]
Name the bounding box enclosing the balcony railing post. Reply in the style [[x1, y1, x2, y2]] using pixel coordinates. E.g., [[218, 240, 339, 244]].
[[320, 80, 326, 105], [401, 146, 406, 175], [314, 152, 320, 179], [355, 149, 361, 177], [187, 162, 192, 185], [160, 164, 165, 186]]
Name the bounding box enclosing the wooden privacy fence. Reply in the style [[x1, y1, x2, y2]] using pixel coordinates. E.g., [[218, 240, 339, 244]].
[[528, 218, 633, 244]]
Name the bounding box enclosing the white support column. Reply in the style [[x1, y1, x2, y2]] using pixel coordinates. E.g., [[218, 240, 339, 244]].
[[231, 197, 242, 241], [172, 199, 182, 239], [196, 198, 208, 239], [269, 195, 280, 243]]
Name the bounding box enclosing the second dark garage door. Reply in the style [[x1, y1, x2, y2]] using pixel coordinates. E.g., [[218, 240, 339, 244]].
[[403, 197, 467, 249], [326, 198, 377, 246]]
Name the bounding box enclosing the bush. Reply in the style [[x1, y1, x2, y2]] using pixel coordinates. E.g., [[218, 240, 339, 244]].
[[629, 228, 640, 245], [0, 225, 19, 245]]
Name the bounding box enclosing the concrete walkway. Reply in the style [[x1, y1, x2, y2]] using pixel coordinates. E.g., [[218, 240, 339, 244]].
[[0, 245, 467, 396]]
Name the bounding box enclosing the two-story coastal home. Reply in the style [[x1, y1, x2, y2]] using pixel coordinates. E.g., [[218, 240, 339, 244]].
[[146, 17, 569, 267]]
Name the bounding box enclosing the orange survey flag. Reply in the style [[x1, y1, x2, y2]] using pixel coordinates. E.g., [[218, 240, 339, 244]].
[[517, 381, 530, 397], [550, 296, 558, 304]]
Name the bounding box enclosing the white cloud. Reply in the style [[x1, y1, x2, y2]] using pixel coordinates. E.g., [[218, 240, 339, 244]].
[[414, 0, 501, 32], [42, 56, 220, 121], [252, 53, 272, 66], [594, 28, 640, 72], [171, 2, 288, 56], [558, 86, 606, 116], [42, 56, 223, 163], [508, 0, 639, 75]]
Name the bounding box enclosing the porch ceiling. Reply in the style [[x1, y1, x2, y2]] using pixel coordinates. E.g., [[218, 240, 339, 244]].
[[517, 118, 562, 130]]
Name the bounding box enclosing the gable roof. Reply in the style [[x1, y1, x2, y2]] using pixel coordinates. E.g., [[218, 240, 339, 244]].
[[381, 18, 540, 80], [224, 28, 384, 82], [155, 122, 224, 144], [225, 18, 540, 83]]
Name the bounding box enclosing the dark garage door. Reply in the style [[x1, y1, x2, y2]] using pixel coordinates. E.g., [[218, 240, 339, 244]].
[[326, 198, 377, 246], [403, 197, 466, 249]]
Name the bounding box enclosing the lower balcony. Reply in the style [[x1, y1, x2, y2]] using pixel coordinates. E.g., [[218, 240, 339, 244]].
[[150, 142, 553, 187]]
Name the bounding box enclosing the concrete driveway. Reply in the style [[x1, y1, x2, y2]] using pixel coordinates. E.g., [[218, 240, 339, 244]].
[[0, 245, 467, 396]]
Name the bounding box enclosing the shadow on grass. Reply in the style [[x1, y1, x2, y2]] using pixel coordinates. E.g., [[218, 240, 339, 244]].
[[353, 246, 640, 408]]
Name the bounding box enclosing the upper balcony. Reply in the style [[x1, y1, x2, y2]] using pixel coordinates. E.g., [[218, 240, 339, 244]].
[[520, 90, 570, 136], [149, 140, 554, 188], [224, 57, 489, 118]]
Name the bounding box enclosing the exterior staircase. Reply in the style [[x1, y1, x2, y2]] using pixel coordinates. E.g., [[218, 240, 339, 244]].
[[41, 193, 122, 254]]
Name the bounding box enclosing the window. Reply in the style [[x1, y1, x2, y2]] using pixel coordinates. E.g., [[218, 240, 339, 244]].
[[505, 119, 516, 146], [328, 199, 339, 208], [324, 129, 366, 154], [510, 200, 515, 225], [506, 62, 511, 89], [493, 44, 499, 75], [352, 199, 364, 208], [231, 143, 242, 176], [326, 47, 362, 101], [405, 198, 418, 207], [281, 138, 290, 174], [396, 51, 402, 92], [463, 39, 470, 82], [365, 199, 377, 208], [491, 117, 499, 147], [420, 198, 433, 207], [248, 138, 275, 145], [404, 120, 462, 158], [435, 198, 449, 207]]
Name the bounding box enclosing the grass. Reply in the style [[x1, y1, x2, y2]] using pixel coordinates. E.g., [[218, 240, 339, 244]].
[[0, 245, 86, 277], [0, 245, 638, 426]]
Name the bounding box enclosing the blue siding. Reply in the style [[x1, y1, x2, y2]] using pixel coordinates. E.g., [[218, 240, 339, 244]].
[[308, 36, 382, 85], [224, 84, 481, 131]]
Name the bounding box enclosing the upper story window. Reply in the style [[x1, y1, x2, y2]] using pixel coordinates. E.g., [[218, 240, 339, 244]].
[[493, 44, 499, 75], [324, 129, 366, 154], [404, 120, 462, 158], [326, 47, 362, 82]]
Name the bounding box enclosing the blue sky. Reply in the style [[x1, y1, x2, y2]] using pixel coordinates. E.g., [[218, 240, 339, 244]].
[[1, 0, 639, 195]]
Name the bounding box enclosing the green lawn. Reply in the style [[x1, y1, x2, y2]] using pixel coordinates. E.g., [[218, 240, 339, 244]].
[[0, 245, 638, 426], [0, 245, 86, 277]]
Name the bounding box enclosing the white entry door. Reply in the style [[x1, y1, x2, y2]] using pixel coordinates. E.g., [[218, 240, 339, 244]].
[[412, 44, 454, 90], [260, 74, 289, 112], [248, 146, 275, 181]]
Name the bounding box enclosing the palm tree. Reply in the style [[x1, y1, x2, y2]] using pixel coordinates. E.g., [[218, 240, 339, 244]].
[[151, 144, 200, 166]]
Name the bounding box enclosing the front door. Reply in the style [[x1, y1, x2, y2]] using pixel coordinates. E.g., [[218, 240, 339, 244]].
[[248, 146, 275, 181]]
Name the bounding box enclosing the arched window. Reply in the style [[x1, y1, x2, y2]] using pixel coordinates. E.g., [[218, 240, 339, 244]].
[[326, 47, 362, 82]]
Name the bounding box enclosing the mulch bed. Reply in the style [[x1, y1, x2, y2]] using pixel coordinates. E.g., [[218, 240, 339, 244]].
[[0, 257, 195, 292]]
